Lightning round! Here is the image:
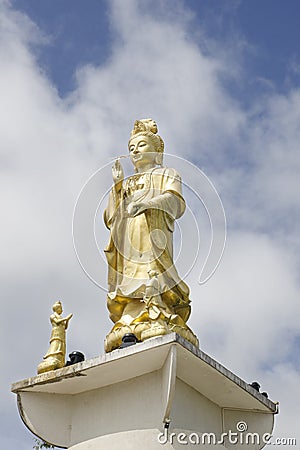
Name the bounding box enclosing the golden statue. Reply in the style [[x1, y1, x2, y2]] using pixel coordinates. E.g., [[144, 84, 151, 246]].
[[104, 119, 198, 352], [37, 301, 73, 374]]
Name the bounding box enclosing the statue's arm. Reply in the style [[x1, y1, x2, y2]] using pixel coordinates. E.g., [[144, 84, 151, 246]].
[[104, 159, 124, 228], [64, 313, 73, 329], [53, 317, 65, 325], [127, 169, 185, 219], [146, 191, 185, 219], [161, 168, 186, 217], [52, 314, 72, 325], [103, 190, 117, 229]]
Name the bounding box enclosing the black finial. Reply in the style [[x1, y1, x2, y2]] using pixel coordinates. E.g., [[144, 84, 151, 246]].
[[119, 333, 138, 349], [250, 381, 261, 392], [65, 351, 85, 366]]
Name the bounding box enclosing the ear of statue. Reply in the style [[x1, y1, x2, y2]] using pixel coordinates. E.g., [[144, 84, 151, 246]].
[[155, 152, 163, 166]]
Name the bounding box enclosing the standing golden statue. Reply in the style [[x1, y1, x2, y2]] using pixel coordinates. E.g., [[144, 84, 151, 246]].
[[104, 119, 198, 352], [37, 301, 73, 374]]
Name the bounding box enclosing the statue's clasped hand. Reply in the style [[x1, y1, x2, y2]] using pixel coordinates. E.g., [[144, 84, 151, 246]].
[[127, 202, 147, 217]]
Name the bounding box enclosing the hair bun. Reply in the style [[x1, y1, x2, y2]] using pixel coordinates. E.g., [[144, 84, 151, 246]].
[[131, 118, 158, 137]]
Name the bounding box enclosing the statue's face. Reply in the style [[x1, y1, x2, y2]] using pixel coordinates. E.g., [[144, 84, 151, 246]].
[[54, 304, 63, 314], [129, 135, 157, 171]]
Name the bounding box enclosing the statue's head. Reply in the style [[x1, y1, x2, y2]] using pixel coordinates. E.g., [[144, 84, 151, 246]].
[[53, 301, 63, 314], [128, 119, 164, 167]]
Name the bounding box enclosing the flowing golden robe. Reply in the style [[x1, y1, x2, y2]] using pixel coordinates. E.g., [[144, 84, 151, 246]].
[[44, 313, 66, 359], [104, 167, 191, 326]]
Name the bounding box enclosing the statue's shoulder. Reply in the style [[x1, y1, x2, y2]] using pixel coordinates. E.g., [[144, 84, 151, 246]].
[[153, 167, 181, 178], [49, 313, 56, 324]]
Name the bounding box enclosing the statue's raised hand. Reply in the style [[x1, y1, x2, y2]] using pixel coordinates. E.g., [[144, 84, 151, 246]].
[[112, 159, 124, 190]]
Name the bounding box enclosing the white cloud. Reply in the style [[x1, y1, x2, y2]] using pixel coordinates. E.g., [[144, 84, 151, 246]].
[[195, 232, 300, 369], [1, 0, 300, 448]]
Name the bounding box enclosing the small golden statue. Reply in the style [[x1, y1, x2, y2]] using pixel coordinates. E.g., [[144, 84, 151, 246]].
[[37, 301, 73, 374], [104, 119, 198, 352]]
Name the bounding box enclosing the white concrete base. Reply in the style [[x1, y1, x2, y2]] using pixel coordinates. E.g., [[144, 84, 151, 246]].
[[70, 429, 227, 450], [12, 334, 278, 449]]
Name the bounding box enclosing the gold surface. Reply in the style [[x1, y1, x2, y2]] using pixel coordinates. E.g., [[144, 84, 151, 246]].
[[37, 301, 73, 374], [104, 119, 198, 352]]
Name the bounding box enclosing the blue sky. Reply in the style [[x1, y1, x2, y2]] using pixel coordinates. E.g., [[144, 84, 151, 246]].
[[13, 0, 110, 95], [12, 0, 300, 98], [1, 0, 300, 448]]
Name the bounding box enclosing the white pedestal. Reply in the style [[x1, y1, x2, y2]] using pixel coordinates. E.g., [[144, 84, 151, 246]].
[[12, 334, 277, 449]]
